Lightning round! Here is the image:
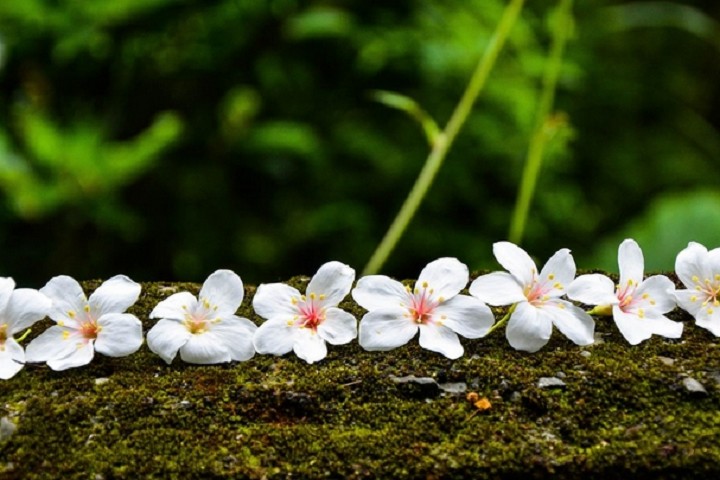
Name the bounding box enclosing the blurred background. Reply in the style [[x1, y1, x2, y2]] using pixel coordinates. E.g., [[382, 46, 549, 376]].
[[0, 0, 719, 287]]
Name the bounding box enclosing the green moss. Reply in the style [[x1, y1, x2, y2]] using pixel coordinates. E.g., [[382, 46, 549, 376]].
[[2, 274, 720, 479]]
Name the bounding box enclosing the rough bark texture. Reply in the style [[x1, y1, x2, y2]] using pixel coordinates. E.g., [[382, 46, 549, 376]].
[[1, 274, 719, 479]]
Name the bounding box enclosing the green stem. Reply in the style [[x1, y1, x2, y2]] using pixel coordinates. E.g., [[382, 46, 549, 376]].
[[508, 0, 574, 244], [16, 328, 32, 343], [486, 304, 517, 336], [362, 0, 526, 276], [587, 304, 613, 316]]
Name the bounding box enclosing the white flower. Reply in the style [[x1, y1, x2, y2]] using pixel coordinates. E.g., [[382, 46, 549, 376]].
[[147, 270, 256, 364], [253, 261, 357, 364], [25, 275, 143, 370], [674, 241, 720, 336], [0, 278, 51, 380], [469, 242, 594, 352], [568, 239, 681, 345], [352, 257, 494, 359]]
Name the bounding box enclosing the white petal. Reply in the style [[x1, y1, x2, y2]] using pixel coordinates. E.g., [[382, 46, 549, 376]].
[[505, 302, 552, 352], [351, 275, 408, 311], [539, 248, 576, 294], [0, 338, 24, 380], [0, 277, 16, 314], [418, 323, 463, 359], [612, 306, 654, 345], [94, 313, 143, 357], [468, 272, 525, 306], [293, 329, 328, 364], [253, 318, 296, 355], [692, 307, 720, 336], [675, 241, 709, 288], [567, 274, 618, 306], [147, 318, 191, 364], [674, 289, 704, 317], [89, 275, 141, 317], [306, 261, 355, 307], [645, 310, 683, 339], [25, 326, 84, 363], [317, 308, 357, 345], [433, 294, 494, 339], [358, 307, 418, 351], [207, 316, 257, 361], [179, 333, 231, 364], [635, 275, 676, 313], [618, 239, 644, 287], [40, 276, 86, 326], [150, 292, 198, 321], [492, 242, 537, 286], [47, 342, 95, 371], [199, 270, 244, 317], [252, 283, 302, 320], [416, 257, 468, 300], [5, 289, 51, 334], [546, 301, 595, 346]]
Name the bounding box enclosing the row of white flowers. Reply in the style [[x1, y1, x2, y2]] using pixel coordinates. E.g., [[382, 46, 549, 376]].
[[0, 239, 718, 379]]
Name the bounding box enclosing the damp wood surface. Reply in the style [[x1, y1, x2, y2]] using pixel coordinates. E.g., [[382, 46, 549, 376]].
[[1, 273, 719, 479]]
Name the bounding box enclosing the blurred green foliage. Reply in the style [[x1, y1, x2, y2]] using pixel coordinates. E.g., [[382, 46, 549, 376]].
[[0, 0, 719, 286]]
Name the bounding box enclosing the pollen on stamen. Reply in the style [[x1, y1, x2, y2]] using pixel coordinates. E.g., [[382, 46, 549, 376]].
[[691, 295, 698, 302], [319, 294, 326, 300], [422, 281, 428, 288], [714, 300, 720, 307], [553, 282, 563, 290], [692, 275, 700, 283], [83, 305, 90, 313], [291, 297, 298, 305], [715, 274, 720, 281], [58, 321, 65, 327], [642, 293, 649, 299], [67, 311, 76, 319], [638, 308, 645, 318], [548, 274, 555, 280], [310, 293, 316, 300], [650, 300, 656, 305], [627, 279, 634, 286], [300, 295, 306, 301], [708, 308, 715, 315], [438, 296, 445, 303], [62, 331, 70, 340]]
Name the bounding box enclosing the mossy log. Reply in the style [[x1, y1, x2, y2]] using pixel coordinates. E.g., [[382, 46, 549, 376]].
[[1, 274, 719, 479]]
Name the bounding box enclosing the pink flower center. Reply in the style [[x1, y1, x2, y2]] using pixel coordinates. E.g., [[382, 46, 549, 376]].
[[295, 294, 326, 331], [407, 283, 440, 324], [79, 320, 101, 340], [523, 272, 563, 306]]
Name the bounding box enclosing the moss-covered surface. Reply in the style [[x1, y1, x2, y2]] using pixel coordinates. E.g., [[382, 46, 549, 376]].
[[2, 274, 720, 479]]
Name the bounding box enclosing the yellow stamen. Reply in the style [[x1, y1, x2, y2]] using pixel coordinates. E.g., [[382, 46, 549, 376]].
[[638, 308, 645, 318], [62, 331, 70, 340], [83, 305, 90, 313], [67, 311, 76, 319], [690, 295, 698, 302], [548, 274, 555, 280]]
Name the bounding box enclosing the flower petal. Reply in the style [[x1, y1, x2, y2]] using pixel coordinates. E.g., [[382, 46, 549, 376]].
[[199, 270, 244, 317], [0, 338, 24, 380], [418, 323, 463, 359], [40, 276, 87, 327], [207, 316, 257, 361], [645, 310, 683, 339], [306, 261, 355, 307], [47, 342, 95, 371], [253, 318, 296, 356], [675, 241, 709, 289], [179, 333, 231, 364], [691, 306, 720, 336], [433, 294, 494, 339], [547, 301, 595, 346], [358, 307, 418, 351], [253, 283, 302, 320], [94, 313, 143, 357], [351, 275, 408, 312], [317, 308, 357, 345], [618, 239, 644, 287], [416, 257, 468, 301], [539, 248, 576, 297], [635, 275, 676, 313], [505, 302, 552, 352], [612, 305, 654, 345], [89, 275, 141, 317], [150, 292, 198, 321], [5, 289, 51, 334], [493, 242, 537, 286], [674, 289, 703, 317], [567, 274, 617, 306], [293, 329, 328, 364], [25, 326, 84, 363], [147, 318, 192, 364], [0, 277, 16, 314], [468, 272, 525, 306]]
